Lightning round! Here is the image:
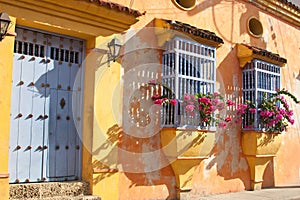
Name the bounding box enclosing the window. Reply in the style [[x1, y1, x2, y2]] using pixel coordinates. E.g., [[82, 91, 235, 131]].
[[242, 59, 281, 130], [161, 37, 216, 128]]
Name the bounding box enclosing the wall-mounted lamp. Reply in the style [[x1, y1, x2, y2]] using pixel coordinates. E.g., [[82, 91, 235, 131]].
[[107, 38, 121, 64], [0, 12, 11, 41]]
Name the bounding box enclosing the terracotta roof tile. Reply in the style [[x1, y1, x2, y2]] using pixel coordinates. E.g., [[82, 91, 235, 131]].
[[278, 0, 300, 11], [243, 44, 287, 64], [164, 19, 224, 44], [88, 0, 144, 17]]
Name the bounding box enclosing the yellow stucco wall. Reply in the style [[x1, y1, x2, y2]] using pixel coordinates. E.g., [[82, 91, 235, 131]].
[[2, 0, 300, 200], [0, 16, 16, 200], [92, 52, 121, 200], [0, 1, 140, 199]]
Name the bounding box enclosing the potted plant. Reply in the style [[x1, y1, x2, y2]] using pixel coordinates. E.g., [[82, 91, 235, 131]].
[[150, 84, 232, 196], [182, 92, 234, 128], [238, 89, 299, 190]]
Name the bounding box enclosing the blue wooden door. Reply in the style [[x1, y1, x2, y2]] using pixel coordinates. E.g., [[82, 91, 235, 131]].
[[9, 27, 84, 183]]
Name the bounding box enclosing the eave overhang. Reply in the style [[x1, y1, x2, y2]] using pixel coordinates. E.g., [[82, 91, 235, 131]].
[[154, 18, 224, 48], [0, 0, 144, 39], [237, 44, 287, 67]]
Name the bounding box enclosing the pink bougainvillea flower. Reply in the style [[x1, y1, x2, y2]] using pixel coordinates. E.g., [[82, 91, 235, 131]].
[[211, 105, 217, 111], [198, 97, 210, 104], [186, 104, 195, 113], [151, 94, 160, 100], [203, 117, 209, 122], [154, 99, 163, 105], [226, 99, 235, 106], [276, 114, 283, 120], [288, 117, 295, 125], [290, 119, 295, 125], [225, 116, 232, 122], [170, 99, 177, 105], [287, 110, 293, 116], [260, 110, 270, 117], [190, 95, 196, 101], [249, 108, 256, 113], [279, 108, 286, 115], [213, 92, 220, 97], [212, 98, 220, 105], [184, 94, 191, 101]]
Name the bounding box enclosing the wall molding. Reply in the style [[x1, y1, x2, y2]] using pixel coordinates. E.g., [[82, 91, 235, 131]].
[[244, 0, 300, 27]]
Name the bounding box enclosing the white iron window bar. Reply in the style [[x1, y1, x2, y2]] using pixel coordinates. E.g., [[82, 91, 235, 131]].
[[161, 37, 216, 128], [242, 59, 281, 130]]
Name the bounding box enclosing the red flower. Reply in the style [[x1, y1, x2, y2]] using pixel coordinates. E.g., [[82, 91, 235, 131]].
[[170, 99, 177, 105], [226, 99, 235, 106], [151, 94, 160, 100], [154, 99, 163, 105], [225, 116, 231, 122]]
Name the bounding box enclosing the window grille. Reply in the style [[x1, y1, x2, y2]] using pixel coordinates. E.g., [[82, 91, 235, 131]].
[[14, 41, 45, 57], [161, 37, 216, 128], [14, 40, 80, 64], [242, 59, 281, 130]]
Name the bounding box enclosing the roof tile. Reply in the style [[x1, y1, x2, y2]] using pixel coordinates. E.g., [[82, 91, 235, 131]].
[[164, 19, 224, 44], [279, 0, 300, 10], [243, 44, 287, 64], [88, 0, 144, 17]]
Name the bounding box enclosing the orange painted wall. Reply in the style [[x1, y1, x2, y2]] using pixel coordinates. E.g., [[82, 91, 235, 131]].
[[105, 0, 300, 199]]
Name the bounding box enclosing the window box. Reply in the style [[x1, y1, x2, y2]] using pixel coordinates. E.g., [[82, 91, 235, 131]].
[[160, 128, 215, 196], [241, 131, 282, 190]]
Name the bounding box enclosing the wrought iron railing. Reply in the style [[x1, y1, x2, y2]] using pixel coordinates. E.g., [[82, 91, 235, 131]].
[[161, 37, 216, 128], [242, 59, 281, 130]]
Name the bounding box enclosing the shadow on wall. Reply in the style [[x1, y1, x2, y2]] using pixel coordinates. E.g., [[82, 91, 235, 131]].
[[188, 0, 266, 48], [92, 124, 121, 185], [199, 45, 250, 190], [120, 22, 178, 199], [122, 168, 176, 200], [91, 123, 177, 200], [239, 2, 266, 48], [119, 82, 177, 199], [203, 45, 275, 190], [187, 0, 222, 16]]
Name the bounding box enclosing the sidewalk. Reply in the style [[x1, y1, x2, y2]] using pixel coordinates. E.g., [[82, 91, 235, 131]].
[[190, 186, 300, 200]]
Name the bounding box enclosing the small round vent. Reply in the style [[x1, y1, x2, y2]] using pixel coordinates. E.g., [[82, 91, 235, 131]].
[[172, 0, 196, 10], [247, 17, 263, 38]]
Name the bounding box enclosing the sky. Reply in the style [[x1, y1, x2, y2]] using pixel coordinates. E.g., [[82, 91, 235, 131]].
[[290, 0, 300, 7]]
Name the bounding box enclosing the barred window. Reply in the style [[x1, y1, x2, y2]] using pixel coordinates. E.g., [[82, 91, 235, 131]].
[[242, 59, 281, 130], [161, 37, 216, 128]]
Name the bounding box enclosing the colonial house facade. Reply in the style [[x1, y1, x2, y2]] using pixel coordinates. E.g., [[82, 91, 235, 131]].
[[1, 0, 300, 200]]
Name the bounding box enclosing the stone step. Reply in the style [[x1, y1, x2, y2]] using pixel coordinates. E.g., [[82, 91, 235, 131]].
[[9, 181, 99, 200], [10, 196, 101, 200], [34, 195, 101, 200]]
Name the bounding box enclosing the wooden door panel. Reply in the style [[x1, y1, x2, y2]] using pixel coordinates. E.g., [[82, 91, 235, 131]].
[[9, 27, 84, 183]]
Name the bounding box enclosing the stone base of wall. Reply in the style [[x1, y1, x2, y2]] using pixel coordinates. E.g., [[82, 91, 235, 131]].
[[9, 181, 100, 200], [11, 196, 101, 200]]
